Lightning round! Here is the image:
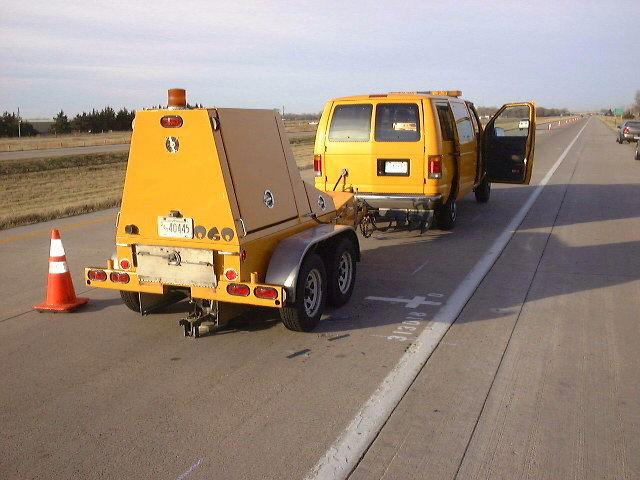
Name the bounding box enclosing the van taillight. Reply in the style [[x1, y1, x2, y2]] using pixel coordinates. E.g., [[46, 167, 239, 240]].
[[161, 115, 183, 128], [428, 155, 442, 179], [624, 127, 629, 134], [314, 154, 323, 177]]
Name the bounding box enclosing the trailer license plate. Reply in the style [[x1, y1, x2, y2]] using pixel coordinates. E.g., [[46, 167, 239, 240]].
[[385, 160, 408, 174], [158, 216, 194, 238]]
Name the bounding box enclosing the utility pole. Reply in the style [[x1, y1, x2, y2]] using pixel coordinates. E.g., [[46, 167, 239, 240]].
[[17, 107, 21, 138]]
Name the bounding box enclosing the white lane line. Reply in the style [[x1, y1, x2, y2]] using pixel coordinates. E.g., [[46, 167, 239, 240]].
[[304, 119, 590, 480]]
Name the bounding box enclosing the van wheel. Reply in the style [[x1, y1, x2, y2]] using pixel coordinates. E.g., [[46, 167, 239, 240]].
[[326, 237, 357, 307], [474, 176, 491, 203], [280, 253, 327, 332], [435, 196, 457, 230], [120, 290, 140, 312]]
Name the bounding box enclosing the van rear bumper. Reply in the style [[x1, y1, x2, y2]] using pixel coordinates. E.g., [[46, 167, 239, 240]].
[[356, 193, 442, 210]]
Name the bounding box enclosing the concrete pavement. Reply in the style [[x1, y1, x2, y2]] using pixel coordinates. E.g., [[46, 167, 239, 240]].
[[1, 119, 637, 479]]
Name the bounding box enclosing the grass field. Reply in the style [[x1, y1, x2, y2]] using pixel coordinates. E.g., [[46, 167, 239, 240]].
[[0, 139, 314, 230], [597, 115, 627, 132]]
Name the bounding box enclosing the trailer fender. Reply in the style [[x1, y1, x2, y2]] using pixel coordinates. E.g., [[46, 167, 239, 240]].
[[265, 224, 359, 302]]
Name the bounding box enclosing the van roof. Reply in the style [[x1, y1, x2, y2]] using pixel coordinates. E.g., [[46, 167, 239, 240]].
[[329, 91, 465, 102]]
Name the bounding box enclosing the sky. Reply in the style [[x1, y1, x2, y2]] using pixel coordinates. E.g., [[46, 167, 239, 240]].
[[1, 0, 638, 119]]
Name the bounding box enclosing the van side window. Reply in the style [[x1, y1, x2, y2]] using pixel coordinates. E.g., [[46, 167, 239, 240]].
[[450, 102, 474, 145], [436, 104, 455, 141], [328, 104, 373, 142], [374, 103, 420, 142]]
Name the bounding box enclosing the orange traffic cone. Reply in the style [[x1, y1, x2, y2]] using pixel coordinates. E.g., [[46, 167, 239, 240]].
[[34, 229, 88, 312]]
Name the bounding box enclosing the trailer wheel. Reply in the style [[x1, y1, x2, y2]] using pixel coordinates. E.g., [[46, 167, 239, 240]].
[[326, 237, 357, 307], [120, 290, 140, 312], [280, 253, 327, 332]]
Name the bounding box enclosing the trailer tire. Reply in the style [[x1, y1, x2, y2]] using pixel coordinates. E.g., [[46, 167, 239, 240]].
[[474, 175, 491, 203], [280, 253, 327, 332], [120, 290, 140, 312], [325, 237, 357, 307]]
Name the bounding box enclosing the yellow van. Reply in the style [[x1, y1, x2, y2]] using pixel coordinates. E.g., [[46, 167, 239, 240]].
[[313, 91, 536, 232]]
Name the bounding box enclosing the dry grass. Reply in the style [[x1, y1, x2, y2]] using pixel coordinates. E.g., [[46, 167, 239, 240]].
[[0, 131, 132, 152], [597, 115, 625, 132], [0, 139, 315, 230]]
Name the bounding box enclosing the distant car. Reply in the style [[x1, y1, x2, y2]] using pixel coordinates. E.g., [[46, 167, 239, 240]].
[[518, 119, 530, 129], [636, 139, 640, 160], [617, 120, 640, 143]]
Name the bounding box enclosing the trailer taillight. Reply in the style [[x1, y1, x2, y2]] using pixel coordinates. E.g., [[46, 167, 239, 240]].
[[110, 272, 130, 284], [428, 155, 442, 179], [227, 283, 250, 296], [88, 270, 107, 281], [254, 286, 278, 299], [314, 154, 323, 177], [161, 115, 183, 128]]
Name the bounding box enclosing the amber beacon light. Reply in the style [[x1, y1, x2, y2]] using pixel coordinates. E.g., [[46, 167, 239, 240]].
[[168, 88, 187, 108]]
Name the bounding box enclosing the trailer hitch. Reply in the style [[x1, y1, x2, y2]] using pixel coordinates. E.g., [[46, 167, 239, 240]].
[[179, 299, 221, 338]]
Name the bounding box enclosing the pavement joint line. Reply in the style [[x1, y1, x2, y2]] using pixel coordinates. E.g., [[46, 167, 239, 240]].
[[304, 119, 591, 480], [452, 117, 585, 480], [0, 214, 114, 245]]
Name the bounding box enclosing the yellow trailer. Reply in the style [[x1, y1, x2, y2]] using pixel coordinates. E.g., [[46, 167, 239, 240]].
[[85, 89, 362, 337]]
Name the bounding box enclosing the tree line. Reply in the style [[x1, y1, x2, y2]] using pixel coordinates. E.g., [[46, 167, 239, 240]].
[[476, 106, 572, 118], [50, 107, 136, 135]]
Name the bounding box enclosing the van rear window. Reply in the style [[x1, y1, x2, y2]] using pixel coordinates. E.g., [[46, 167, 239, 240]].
[[375, 103, 420, 142], [328, 104, 373, 142]]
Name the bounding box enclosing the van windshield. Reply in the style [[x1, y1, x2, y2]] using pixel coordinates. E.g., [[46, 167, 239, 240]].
[[375, 103, 420, 142], [328, 104, 373, 142]]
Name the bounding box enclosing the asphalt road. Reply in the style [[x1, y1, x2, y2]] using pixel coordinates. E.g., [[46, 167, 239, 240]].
[[1, 118, 638, 479]]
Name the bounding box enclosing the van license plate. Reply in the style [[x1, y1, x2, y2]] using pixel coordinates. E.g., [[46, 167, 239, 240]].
[[158, 216, 194, 238], [385, 161, 408, 174]]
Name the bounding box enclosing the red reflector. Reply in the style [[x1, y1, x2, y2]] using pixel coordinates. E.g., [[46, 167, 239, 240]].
[[428, 155, 442, 179], [224, 269, 238, 281], [226, 283, 250, 296], [314, 154, 322, 177], [109, 272, 130, 284], [254, 286, 278, 299], [160, 115, 183, 128], [88, 270, 107, 281], [120, 259, 130, 270]]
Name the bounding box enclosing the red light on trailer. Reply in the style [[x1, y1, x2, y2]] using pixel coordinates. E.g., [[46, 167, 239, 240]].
[[109, 272, 130, 284], [88, 270, 107, 281], [227, 283, 250, 296], [224, 269, 238, 281], [254, 286, 278, 299], [313, 154, 323, 177], [120, 259, 130, 270], [161, 116, 183, 128], [428, 155, 442, 179]]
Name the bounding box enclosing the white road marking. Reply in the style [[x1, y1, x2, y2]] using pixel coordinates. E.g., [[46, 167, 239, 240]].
[[305, 119, 590, 480], [410, 258, 429, 275], [365, 295, 442, 308], [176, 458, 203, 480]]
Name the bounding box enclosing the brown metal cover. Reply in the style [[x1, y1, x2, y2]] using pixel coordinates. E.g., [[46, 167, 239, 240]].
[[216, 109, 299, 233]]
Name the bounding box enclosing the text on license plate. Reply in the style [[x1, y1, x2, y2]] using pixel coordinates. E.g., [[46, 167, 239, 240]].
[[158, 216, 194, 238], [385, 161, 408, 174]]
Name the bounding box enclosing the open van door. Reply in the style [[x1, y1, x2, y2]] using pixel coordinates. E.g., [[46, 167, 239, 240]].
[[482, 102, 536, 184]]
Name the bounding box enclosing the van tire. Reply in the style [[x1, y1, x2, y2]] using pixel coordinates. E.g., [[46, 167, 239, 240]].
[[120, 290, 141, 312], [435, 196, 457, 230], [325, 237, 357, 307], [280, 253, 327, 332], [474, 176, 491, 203]]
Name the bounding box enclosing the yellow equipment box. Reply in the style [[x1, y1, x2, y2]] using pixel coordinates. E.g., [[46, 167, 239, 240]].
[[85, 89, 362, 337]]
